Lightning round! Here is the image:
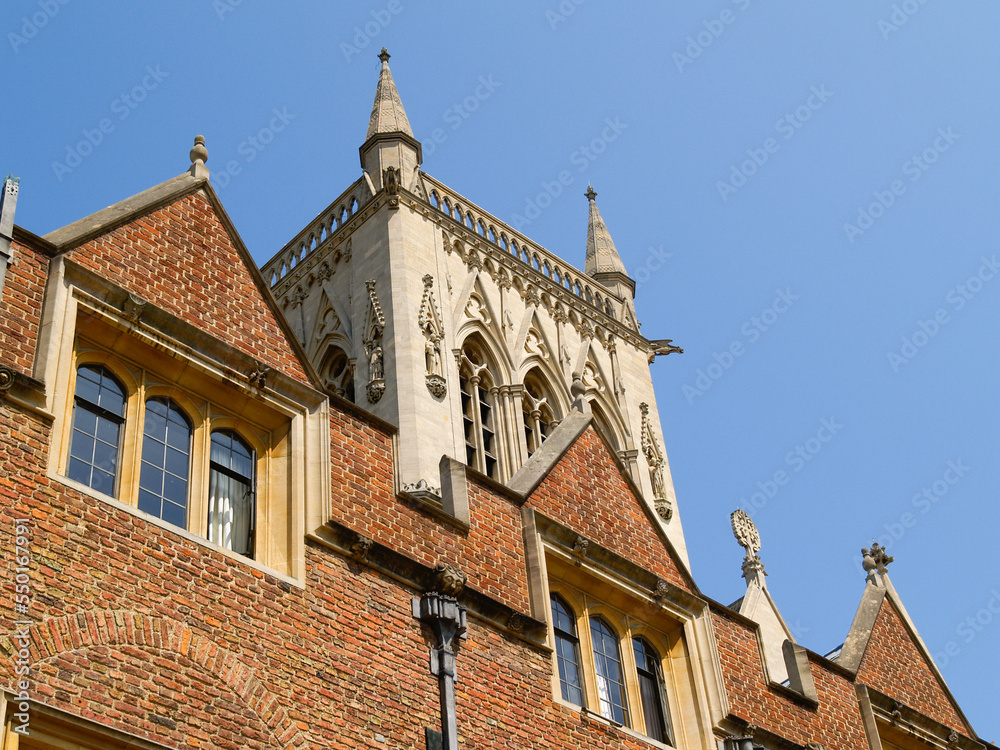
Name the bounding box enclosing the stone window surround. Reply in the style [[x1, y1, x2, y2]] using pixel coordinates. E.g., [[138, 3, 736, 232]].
[[547, 564, 684, 746], [36, 258, 330, 585], [521, 506, 728, 750]]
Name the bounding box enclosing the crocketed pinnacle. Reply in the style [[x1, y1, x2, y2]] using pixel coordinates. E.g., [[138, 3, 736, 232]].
[[584, 186, 629, 278], [366, 48, 414, 139]]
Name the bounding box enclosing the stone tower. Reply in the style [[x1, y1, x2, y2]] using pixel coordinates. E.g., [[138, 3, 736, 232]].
[[261, 50, 690, 565]]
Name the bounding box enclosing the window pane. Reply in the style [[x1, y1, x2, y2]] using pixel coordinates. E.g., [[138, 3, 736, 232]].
[[208, 430, 255, 557], [162, 499, 187, 528], [551, 595, 583, 706], [165, 446, 189, 479], [91, 468, 115, 496], [634, 638, 671, 744], [69, 430, 95, 462], [139, 398, 190, 529], [67, 456, 91, 485], [590, 617, 628, 725], [68, 366, 125, 496]]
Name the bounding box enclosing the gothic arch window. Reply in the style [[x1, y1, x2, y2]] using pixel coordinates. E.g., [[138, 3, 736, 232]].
[[459, 338, 501, 480], [590, 616, 629, 725], [633, 636, 674, 745], [68, 364, 127, 496], [589, 400, 620, 452], [522, 369, 558, 458], [319, 344, 354, 401], [551, 594, 584, 706]]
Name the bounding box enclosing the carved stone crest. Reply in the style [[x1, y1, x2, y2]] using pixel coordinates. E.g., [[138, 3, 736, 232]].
[[349, 533, 374, 560], [0, 365, 14, 393], [572, 535, 589, 565], [730, 509, 761, 557], [121, 292, 148, 324], [432, 562, 467, 597], [248, 363, 271, 393]]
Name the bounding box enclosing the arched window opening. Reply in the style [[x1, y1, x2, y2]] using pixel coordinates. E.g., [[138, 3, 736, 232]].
[[459, 340, 500, 480], [208, 430, 256, 558], [522, 371, 558, 458], [320, 345, 354, 402], [590, 617, 629, 725], [589, 401, 620, 452], [68, 365, 127, 497], [138, 398, 192, 527], [551, 595, 583, 706], [633, 637, 674, 745]]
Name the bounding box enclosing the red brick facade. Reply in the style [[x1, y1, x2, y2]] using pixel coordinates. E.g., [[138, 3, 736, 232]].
[[856, 599, 966, 735], [0, 182, 986, 750]]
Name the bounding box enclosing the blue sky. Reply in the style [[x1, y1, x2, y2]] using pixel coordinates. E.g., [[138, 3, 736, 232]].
[[4, 0, 999, 739]]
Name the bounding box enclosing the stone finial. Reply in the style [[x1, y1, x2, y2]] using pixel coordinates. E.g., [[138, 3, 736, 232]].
[[585, 185, 597, 202], [189, 135, 209, 179], [379, 47, 391, 63], [732, 509, 767, 586], [731, 509, 761, 557], [862, 542, 894, 580]]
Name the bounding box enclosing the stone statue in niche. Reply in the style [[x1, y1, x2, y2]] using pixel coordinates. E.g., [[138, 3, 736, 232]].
[[384, 166, 400, 208], [419, 274, 447, 398], [363, 280, 386, 403], [640, 402, 672, 521], [369, 344, 384, 381]]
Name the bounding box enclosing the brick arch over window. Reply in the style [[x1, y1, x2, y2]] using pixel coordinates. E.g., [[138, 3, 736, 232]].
[[26, 611, 308, 748]]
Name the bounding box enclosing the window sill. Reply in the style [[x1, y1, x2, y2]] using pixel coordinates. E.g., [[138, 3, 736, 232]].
[[561, 705, 676, 750], [50, 471, 304, 589]]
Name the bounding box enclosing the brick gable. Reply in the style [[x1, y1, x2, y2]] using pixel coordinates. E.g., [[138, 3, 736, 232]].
[[857, 597, 968, 734], [711, 607, 870, 749], [63, 190, 309, 384], [526, 425, 692, 593]]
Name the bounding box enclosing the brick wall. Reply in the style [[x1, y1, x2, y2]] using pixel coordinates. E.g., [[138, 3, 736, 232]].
[[857, 598, 967, 734], [65, 191, 309, 385], [0, 240, 50, 374], [711, 606, 869, 749], [528, 426, 692, 593]]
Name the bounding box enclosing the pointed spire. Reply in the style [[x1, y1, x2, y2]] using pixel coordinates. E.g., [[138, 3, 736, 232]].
[[366, 48, 414, 140], [584, 186, 629, 278]]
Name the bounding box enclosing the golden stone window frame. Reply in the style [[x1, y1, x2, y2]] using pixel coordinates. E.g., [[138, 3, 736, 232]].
[[522, 509, 729, 750], [1, 697, 173, 750], [547, 558, 686, 747], [37, 258, 330, 585]]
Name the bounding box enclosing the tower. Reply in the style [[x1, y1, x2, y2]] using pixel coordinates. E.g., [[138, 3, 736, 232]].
[[261, 50, 689, 565]]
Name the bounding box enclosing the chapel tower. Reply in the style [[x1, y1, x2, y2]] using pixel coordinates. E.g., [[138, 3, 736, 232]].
[[261, 50, 690, 564]]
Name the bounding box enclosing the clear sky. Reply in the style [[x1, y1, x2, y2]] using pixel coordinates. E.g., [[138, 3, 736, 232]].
[[4, 0, 999, 740]]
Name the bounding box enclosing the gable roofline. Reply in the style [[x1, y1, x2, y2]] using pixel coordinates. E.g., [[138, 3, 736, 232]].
[[508, 409, 699, 593], [41, 169, 324, 391], [839, 574, 977, 737]]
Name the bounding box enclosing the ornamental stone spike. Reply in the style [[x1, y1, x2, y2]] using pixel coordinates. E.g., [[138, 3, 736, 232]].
[[731, 509, 767, 587], [188, 135, 209, 179], [861, 542, 894, 584]]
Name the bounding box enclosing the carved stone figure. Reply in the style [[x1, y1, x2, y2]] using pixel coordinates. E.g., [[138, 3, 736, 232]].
[[369, 344, 383, 381]]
